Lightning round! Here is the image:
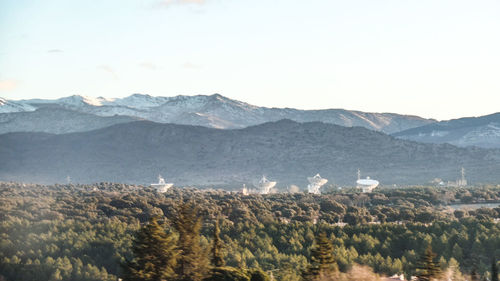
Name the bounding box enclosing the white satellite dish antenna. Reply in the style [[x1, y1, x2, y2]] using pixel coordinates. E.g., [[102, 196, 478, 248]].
[[151, 174, 173, 193], [307, 174, 328, 194], [356, 176, 379, 193], [256, 175, 277, 194]]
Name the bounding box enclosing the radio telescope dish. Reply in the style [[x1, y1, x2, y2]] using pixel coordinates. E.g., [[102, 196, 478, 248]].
[[307, 173, 328, 194], [256, 175, 276, 194], [356, 176, 379, 193], [151, 174, 173, 193]]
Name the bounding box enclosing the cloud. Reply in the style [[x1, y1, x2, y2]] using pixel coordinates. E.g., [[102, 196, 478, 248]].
[[47, 49, 64, 53], [138, 62, 158, 70], [0, 80, 18, 92], [97, 65, 118, 79], [154, 0, 206, 8]]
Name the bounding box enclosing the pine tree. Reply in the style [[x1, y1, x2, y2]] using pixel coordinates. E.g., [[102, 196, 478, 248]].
[[172, 201, 209, 281], [470, 268, 480, 281], [303, 232, 338, 281], [416, 246, 442, 281], [249, 269, 270, 281], [442, 258, 464, 281], [122, 216, 179, 281], [492, 259, 499, 281], [211, 218, 225, 268]]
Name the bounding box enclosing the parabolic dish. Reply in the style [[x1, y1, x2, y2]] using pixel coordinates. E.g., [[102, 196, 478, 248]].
[[356, 179, 379, 187], [259, 181, 277, 189], [308, 177, 328, 186], [151, 183, 174, 188]]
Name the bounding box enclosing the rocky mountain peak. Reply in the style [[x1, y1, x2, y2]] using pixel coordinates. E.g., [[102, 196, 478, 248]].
[[1, 93, 435, 134]]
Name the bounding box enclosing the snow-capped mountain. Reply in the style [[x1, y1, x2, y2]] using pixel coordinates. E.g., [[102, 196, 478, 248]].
[[393, 113, 500, 148], [0, 93, 435, 134], [0, 97, 36, 113], [0, 107, 140, 134], [21, 94, 171, 110], [108, 93, 171, 109], [23, 95, 111, 107]]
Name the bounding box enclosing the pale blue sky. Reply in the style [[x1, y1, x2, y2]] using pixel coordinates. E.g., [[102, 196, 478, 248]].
[[1, 0, 499, 120]]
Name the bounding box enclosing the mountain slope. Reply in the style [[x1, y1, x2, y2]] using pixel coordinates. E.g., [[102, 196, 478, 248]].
[[1, 120, 498, 186], [0, 97, 36, 113], [0, 94, 434, 134], [0, 106, 140, 134], [393, 113, 500, 148]]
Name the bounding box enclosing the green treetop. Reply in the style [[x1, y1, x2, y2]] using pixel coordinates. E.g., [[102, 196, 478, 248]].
[[172, 201, 209, 281], [492, 259, 499, 281], [122, 216, 179, 281], [303, 232, 338, 281], [211, 218, 225, 268], [416, 245, 442, 281]]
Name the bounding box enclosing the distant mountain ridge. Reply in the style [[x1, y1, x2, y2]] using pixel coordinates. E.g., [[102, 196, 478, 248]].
[[393, 112, 500, 148], [0, 93, 434, 134], [0, 97, 36, 113], [0, 106, 140, 135], [1, 119, 499, 186]]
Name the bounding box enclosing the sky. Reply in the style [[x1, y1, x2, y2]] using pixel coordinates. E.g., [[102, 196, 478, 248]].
[[0, 0, 499, 120]]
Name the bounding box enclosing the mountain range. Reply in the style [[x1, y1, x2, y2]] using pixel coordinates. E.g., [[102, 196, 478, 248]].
[[393, 113, 500, 148], [0, 93, 434, 134], [1, 93, 499, 186], [0, 106, 140, 135], [1, 120, 499, 187]]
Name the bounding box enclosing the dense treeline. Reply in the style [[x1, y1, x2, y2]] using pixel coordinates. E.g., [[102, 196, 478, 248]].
[[0, 182, 499, 281]]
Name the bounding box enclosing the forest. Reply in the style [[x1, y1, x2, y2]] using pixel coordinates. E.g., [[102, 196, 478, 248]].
[[0, 182, 499, 281]]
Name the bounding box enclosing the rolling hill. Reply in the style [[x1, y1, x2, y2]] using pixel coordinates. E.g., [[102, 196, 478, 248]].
[[1, 120, 498, 187], [394, 113, 500, 148]]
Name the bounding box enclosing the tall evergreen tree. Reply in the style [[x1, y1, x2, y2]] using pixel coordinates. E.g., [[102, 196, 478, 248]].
[[492, 259, 499, 281], [416, 246, 442, 281], [303, 232, 338, 281], [172, 201, 209, 281], [211, 218, 225, 268], [249, 269, 270, 281], [122, 217, 179, 281], [470, 268, 480, 281]]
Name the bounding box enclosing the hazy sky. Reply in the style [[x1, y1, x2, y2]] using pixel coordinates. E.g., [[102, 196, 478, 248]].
[[1, 0, 499, 120]]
